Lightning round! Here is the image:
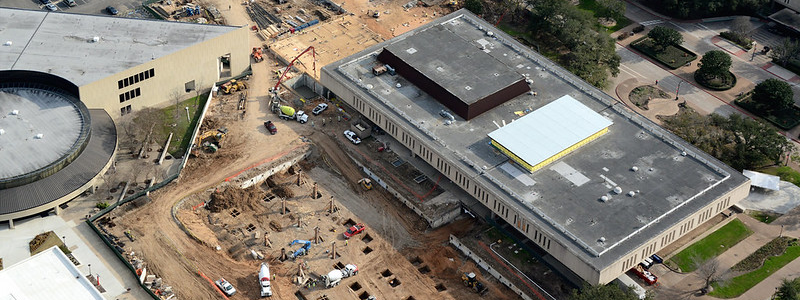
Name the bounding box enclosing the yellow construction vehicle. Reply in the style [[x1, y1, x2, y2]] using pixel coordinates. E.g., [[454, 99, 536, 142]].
[[192, 127, 228, 154], [447, 0, 458, 7], [220, 79, 248, 94], [462, 272, 488, 295], [358, 178, 373, 190]]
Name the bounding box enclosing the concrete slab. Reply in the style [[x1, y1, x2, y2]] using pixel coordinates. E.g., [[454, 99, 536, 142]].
[[738, 181, 800, 214], [766, 64, 797, 81]]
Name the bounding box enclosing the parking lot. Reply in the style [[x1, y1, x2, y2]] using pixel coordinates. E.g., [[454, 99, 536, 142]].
[[2, 0, 149, 17]]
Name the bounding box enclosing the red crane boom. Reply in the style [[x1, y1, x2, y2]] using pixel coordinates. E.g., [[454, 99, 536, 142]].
[[274, 46, 316, 90]]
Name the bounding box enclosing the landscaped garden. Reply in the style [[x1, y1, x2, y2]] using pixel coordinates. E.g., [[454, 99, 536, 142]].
[[576, 0, 631, 32], [735, 94, 800, 130], [631, 37, 697, 69], [629, 85, 669, 109], [669, 219, 752, 272], [711, 237, 800, 298]]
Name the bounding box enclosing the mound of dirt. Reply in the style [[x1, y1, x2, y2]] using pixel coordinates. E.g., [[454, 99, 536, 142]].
[[208, 186, 265, 213]]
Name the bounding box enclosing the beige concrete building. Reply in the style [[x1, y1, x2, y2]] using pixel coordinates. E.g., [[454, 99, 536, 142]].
[[321, 10, 751, 285], [0, 8, 249, 225]]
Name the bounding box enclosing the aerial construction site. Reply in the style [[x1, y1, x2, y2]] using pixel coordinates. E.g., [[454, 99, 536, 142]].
[[87, 0, 567, 299]]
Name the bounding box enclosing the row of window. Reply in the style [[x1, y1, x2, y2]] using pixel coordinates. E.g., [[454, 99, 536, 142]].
[[624, 196, 734, 272], [118, 68, 155, 89], [120, 105, 132, 116], [119, 87, 141, 103]]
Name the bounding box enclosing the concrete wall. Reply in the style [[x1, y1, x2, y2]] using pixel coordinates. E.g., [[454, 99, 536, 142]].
[[320, 68, 752, 285], [597, 181, 751, 284], [78, 26, 250, 117]]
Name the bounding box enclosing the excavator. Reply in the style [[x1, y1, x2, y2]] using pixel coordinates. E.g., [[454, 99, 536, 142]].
[[358, 178, 373, 190], [251, 47, 264, 63], [462, 272, 489, 295], [220, 79, 248, 94], [288, 240, 312, 260], [191, 127, 228, 155]]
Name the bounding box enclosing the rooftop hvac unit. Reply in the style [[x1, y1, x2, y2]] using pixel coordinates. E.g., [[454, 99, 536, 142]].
[[4, 41, 11, 46], [613, 187, 622, 194], [11, 110, 19, 115], [35, 133, 43, 139], [0, 129, 4, 135], [600, 195, 609, 202], [91, 36, 100, 43]]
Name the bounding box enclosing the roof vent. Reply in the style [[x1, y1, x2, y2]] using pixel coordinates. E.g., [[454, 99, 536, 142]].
[[486, 31, 494, 37], [600, 195, 609, 202], [91, 36, 100, 43], [0, 129, 4, 135], [396, 83, 402, 88], [613, 187, 622, 194], [3, 41, 11, 46], [11, 110, 19, 115], [627, 191, 636, 197], [681, 151, 687, 156], [35, 133, 43, 139], [631, 166, 638, 172], [598, 237, 606, 243]]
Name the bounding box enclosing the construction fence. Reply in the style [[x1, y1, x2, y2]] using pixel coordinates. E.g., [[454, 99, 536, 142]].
[[86, 86, 215, 300]]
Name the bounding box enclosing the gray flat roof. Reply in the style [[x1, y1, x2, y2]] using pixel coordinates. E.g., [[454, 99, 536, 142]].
[[0, 109, 116, 215], [0, 87, 86, 179], [0, 246, 104, 300], [382, 23, 524, 104], [0, 8, 240, 87], [323, 10, 749, 270], [488, 95, 613, 169]]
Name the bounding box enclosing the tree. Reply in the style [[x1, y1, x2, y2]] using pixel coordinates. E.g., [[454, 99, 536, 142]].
[[770, 38, 800, 67], [698, 50, 732, 79], [570, 283, 652, 300], [661, 111, 793, 170], [753, 78, 794, 111], [775, 277, 800, 300], [730, 16, 752, 36], [464, 0, 483, 15], [647, 26, 683, 51], [597, 0, 625, 20], [693, 256, 731, 294]]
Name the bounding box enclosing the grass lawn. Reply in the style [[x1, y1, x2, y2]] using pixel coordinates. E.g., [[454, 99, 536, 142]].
[[748, 210, 781, 224], [669, 219, 752, 272], [710, 241, 800, 298], [159, 94, 208, 157], [577, 0, 632, 32], [735, 95, 800, 130], [630, 37, 697, 69]]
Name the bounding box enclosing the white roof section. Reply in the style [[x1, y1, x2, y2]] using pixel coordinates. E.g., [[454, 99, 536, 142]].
[[0, 246, 104, 300], [743, 170, 781, 191], [0, 8, 240, 86], [488, 95, 613, 167]]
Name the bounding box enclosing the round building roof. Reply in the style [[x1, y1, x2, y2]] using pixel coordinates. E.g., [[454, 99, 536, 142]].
[[0, 85, 90, 188]]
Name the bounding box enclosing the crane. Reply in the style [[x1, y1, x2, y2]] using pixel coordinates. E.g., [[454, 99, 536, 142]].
[[273, 46, 316, 91]]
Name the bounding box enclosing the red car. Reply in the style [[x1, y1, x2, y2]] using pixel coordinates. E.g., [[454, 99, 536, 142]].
[[264, 121, 277, 135], [343, 223, 366, 239]]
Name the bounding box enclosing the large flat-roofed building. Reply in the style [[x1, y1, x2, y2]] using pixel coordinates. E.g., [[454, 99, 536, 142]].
[[0, 8, 249, 225], [0, 246, 104, 300], [321, 9, 750, 285]]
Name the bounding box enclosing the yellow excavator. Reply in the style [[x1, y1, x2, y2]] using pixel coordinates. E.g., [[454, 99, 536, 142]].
[[192, 127, 228, 155], [220, 79, 248, 94], [358, 178, 373, 190]]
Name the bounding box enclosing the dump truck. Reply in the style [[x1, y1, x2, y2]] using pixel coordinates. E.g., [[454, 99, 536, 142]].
[[321, 264, 358, 287], [259, 263, 273, 297], [278, 106, 308, 123], [462, 272, 488, 295]]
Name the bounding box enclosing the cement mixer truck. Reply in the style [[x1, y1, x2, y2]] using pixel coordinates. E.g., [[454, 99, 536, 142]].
[[321, 264, 358, 287], [278, 106, 308, 124], [259, 263, 272, 297]]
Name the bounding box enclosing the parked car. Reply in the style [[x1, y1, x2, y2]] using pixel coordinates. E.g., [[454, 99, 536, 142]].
[[106, 6, 118, 15], [343, 223, 366, 239], [343, 130, 361, 145], [312, 103, 328, 115], [264, 121, 277, 135], [45, 3, 57, 11], [214, 278, 236, 296], [65, 0, 77, 7]]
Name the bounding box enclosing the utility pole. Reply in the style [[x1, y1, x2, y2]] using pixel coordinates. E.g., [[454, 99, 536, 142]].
[[675, 80, 683, 100]]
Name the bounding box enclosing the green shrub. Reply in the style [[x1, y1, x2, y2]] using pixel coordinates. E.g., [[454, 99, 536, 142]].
[[720, 31, 754, 50], [632, 24, 645, 33], [732, 237, 792, 272], [96, 202, 110, 209]]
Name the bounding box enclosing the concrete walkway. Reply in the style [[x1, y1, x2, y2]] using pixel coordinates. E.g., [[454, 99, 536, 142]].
[[615, 78, 681, 123], [653, 213, 800, 300]]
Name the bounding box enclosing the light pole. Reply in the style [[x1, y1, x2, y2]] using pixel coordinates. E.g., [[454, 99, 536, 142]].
[[62, 236, 66, 247], [88, 264, 92, 277], [675, 80, 683, 100], [751, 41, 758, 61], [184, 107, 190, 123]]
